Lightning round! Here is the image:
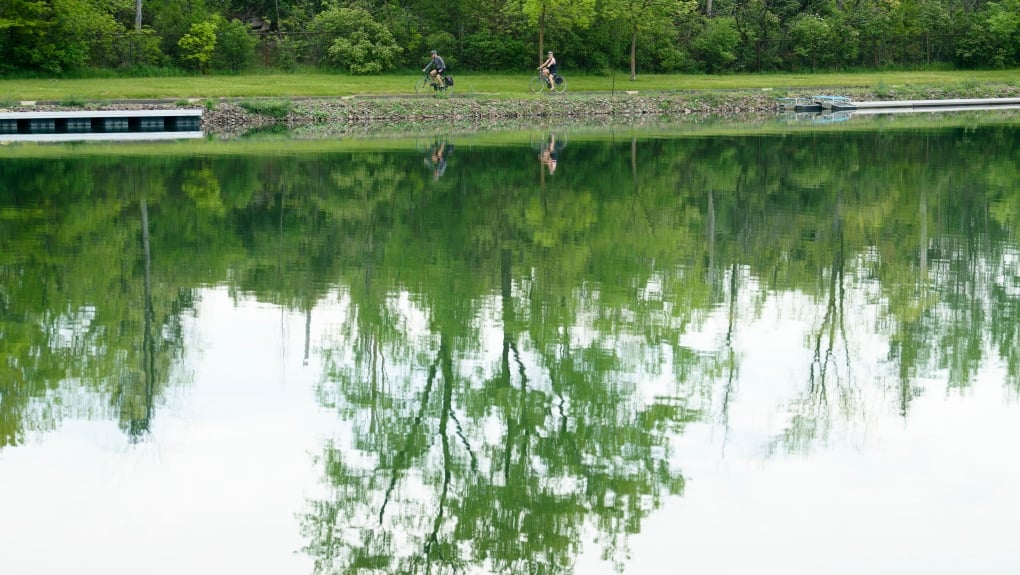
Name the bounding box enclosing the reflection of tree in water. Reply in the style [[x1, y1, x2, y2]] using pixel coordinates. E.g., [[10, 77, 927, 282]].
[[6, 126, 1020, 559], [302, 238, 695, 573], [723, 137, 1017, 455], [767, 194, 862, 454], [302, 320, 692, 574], [0, 160, 196, 447], [302, 130, 1020, 572]]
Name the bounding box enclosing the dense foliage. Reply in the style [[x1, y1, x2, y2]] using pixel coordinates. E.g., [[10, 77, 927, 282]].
[[1, 0, 1019, 77]]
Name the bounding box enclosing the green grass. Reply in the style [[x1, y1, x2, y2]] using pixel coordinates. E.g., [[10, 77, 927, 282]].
[[237, 98, 294, 119], [57, 94, 88, 107], [1, 70, 1018, 101]]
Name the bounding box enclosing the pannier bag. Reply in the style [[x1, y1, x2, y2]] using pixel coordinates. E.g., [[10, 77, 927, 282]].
[[445, 76, 454, 86]]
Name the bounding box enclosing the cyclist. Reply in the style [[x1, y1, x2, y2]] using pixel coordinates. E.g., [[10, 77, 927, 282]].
[[538, 51, 558, 87], [423, 50, 447, 88]]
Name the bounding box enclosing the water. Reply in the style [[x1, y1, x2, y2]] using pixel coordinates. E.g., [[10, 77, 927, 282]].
[[2, 113, 1020, 574]]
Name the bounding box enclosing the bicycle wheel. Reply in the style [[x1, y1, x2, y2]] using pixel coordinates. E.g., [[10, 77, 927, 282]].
[[553, 76, 567, 93], [529, 76, 547, 93], [415, 77, 430, 95]]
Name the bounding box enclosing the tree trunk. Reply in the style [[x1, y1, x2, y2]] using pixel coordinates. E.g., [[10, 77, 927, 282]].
[[274, 0, 283, 35], [135, 0, 142, 30], [538, 7, 546, 63], [630, 27, 638, 80]]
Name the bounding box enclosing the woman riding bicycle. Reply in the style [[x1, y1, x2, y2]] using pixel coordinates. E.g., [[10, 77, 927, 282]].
[[423, 50, 447, 88], [538, 51, 558, 86]]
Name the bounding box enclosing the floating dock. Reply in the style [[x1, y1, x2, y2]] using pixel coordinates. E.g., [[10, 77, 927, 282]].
[[777, 95, 850, 112], [777, 97, 824, 112], [837, 97, 1020, 111], [813, 95, 852, 110], [778, 96, 1020, 113], [0, 109, 203, 142]]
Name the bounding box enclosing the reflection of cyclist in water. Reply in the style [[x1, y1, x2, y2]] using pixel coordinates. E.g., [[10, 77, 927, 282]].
[[539, 133, 559, 174], [424, 141, 452, 179]]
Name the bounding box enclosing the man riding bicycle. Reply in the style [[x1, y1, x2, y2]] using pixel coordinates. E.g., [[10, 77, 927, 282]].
[[538, 51, 558, 86], [423, 50, 447, 88]]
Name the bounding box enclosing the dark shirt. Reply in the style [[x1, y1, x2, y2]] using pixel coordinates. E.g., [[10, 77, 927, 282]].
[[425, 55, 446, 73]]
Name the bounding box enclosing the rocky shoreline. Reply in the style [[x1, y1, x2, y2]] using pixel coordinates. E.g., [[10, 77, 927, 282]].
[[201, 90, 785, 138], [199, 84, 1020, 137], [7, 83, 1020, 138]]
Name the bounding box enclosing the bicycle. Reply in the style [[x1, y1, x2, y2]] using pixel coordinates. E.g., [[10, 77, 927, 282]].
[[530, 73, 566, 94], [415, 72, 454, 95]]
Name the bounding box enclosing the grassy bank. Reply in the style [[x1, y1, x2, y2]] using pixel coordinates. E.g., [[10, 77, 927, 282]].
[[2, 70, 1019, 102], [4, 69, 1019, 142]]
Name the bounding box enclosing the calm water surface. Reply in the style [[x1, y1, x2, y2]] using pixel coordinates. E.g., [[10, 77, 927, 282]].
[[3, 114, 1020, 574]]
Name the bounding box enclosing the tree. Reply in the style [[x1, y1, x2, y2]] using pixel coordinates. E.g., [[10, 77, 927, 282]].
[[148, 0, 211, 61], [787, 13, 842, 70], [0, 0, 124, 73], [213, 16, 257, 71], [603, 0, 696, 79], [983, 0, 1020, 67], [520, 0, 596, 62], [0, 0, 49, 72], [178, 19, 217, 73], [691, 15, 739, 72]]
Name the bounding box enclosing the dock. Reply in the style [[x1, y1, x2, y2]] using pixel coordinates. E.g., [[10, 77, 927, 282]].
[[813, 95, 852, 110], [777, 97, 824, 112], [838, 97, 1020, 111], [0, 108, 203, 142], [778, 96, 1020, 113]]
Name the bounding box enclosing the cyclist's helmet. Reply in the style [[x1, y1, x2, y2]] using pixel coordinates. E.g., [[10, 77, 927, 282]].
[[430, 50, 437, 55]]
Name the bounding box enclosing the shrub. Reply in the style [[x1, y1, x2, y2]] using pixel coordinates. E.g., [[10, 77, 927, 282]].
[[691, 17, 739, 73], [111, 28, 167, 69], [238, 99, 293, 119], [308, 6, 401, 74], [214, 18, 257, 71], [58, 95, 88, 107], [459, 34, 526, 71], [789, 15, 836, 70], [179, 20, 217, 73]]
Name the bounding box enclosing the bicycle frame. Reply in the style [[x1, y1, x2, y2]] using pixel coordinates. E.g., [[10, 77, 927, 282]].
[[530, 73, 566, 94], [416, 72, 452, 95]]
